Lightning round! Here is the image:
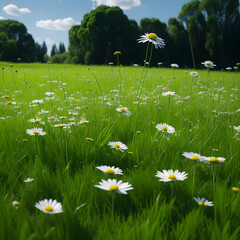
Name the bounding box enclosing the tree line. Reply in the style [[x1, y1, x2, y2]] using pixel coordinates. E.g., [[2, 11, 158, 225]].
[[0, 19, 66, 63], [0, 0, 239, 67], [69, 1, 240, 68]]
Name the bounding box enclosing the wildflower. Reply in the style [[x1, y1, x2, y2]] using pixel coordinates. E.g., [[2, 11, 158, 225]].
[[201, 156, 225, 163], [137, 33, 165, 49], [96, 166, 123, 175], [108, 62, 114, 65], [232, 187, 239, 192], [158, 62, 163, 66], [201, 60, 216, 68], [12, 200, 20, 208], [108, 141, 128, 152], [35, 199, 63, 214], [182, 152, 202, 161], [234, 126, 240, 132], [116, 107, 131, 116], [24, 178, 34, 183], [114, 51, 121, 55], [86, 137, 94, 141], [54, 124, 68, 128], [26, 128, 46, 136], [94, 179, 133, 194], [170, 63, 179, 68], [32, 99, 44, 104], [45, 92, 55, 96], [162, 91, 175, 96], [190, 71, 200, 78], [156, 123, 175, 134], [226, 67, 232, 71], [22, 139, 28, 142], [136, 131, 141, 134], [79, 119, 89, 124], [29, 117, 44, 125], [194, 197, 214, 206], [128, 152, 133, 155], [156, 169, 188, 182]]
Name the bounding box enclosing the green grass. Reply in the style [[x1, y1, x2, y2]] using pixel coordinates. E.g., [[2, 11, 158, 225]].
[[0, 62, 240, 239]]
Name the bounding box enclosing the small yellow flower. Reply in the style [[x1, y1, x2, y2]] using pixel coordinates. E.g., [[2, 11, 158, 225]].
[[6, 101, 12, 104], [158, 62, 163, 65], [136, 131, 141, 134], [134, 165, 138, 168], [232, 187, 239, 192], [22, 139, 28, 142], [236, 63, 240, 66], [114, 51, 121, 55], [12, 200, 20, 208], [212, 148, 218, 151], [128, 152, 133, 155], [3, 95, 9, 98], [10, 64, 13, 68], [86, 137, 94, 141], [108, 62, 114, 65]]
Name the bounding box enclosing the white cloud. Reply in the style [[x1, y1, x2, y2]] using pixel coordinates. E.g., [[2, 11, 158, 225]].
[[0, 16, 5, 20], [36, 17, 80, 31], [3, 4, 31, 16], [94, 0, 141, 10]]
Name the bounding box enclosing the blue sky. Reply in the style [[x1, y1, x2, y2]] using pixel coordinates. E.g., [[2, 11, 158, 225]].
[[0, 0, 190, 54]]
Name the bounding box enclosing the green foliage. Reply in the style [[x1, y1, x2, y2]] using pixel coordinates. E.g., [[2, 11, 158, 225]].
[[50, 52, 69, 64]]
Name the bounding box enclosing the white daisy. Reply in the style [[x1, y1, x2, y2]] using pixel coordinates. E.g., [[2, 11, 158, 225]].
[[156, 123, 175, 134], [54, 124, 67, 128], [116, 107, 132, 116], [137, 33, 165, 49], [182, 152, 203, 161], [190, 71, 200, 78], [26, 128, 46, 136], [24, 178, 34, 183], [96, 166, 123, 175], [234, 126, 240, 132], [108, 141, 128, 152], [201, 60, 216, 68], [35, 199, 63, 214], [94, 179, 133, 194], [226, 67, 232, 71], [156, 169, 188, 182], [162, 91, 175, 96], [170, 63, 179, 68], [194, 197, 214, 206], [79, 119, 89, 124], [201, 156, 225, 163], [32, 99, 44, 104]]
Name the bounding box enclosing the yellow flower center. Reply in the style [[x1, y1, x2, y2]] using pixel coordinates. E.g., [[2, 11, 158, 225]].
[[6, 101, 12, 104], [209, 157, 219, 162], [168, 174, 176, 179], [114, 51, 121, 55], [58, 124, 66, 128], [114, 143, 121, 148], [34, 119, 41, 123], [80, 120, 86, 123], [136, 131, 141, 134], [105, 169, 115, 174], [162, 126, 168, 131], [198, 202, 203, 206], [203, 203, 208, 207], [120, 108, 126, 113], [232, 187, 239, 192], [206, 62, 211, 66], [191, 156, 199, 160], [109, 185, 119, 191], [32, 131, 40, 135], [86, 137, 93, 141], [44, 206, 54, 212], [147, 33, 158, 40], [22, 139, 28, 142], [128, 152, 133, 155], [12, 201, 19, 206]]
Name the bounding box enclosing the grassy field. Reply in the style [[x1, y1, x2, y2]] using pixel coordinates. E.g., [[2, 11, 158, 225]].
[[0, 62, 240, 240]]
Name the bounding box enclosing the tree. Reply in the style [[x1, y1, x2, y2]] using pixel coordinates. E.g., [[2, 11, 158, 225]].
[[58, 42, 66, 54], [51, 44, 58, 57], [0, 19, 36, 62], [35, 41, 48, 62], [68, 5, 139, 65]]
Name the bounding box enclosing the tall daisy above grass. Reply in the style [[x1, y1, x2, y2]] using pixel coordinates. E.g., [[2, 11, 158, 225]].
[[94, 179, 133, 194], [35, 199, 63, 214], [96, 166, 123, 175], [156, 123, 175, 134], [108, 141, 128, 152], [137, 33, 165, 49], [156, 169, 188, 182], [190, 71, 200, 78], [202, 60, 216, 68], [116, 107, 131, 116], [170, 63, 179, 68], [194, 197, 214, 207], [26, 128, 46, 136]]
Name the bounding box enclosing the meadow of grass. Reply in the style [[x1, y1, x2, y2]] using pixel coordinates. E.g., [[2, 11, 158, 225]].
[[0, 61, 240, 240]]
